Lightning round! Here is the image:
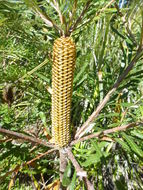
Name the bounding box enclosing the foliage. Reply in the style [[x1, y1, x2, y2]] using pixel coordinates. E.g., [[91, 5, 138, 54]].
[[0, 0, 143, 189]]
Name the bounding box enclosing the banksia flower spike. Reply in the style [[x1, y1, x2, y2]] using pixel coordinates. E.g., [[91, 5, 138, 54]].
[[52, 37, 76, 147]]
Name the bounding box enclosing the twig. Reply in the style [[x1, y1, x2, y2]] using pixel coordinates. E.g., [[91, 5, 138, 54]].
[[69, 0, 92, 34], [83, 178, 95, 190], [72, 122, 143, 145], [59, 149, 68, 182], [98, 0, 115, 14], [26, 149, 57, 165], [19, 59, 48, 81], [8, 168, 19, 190], [0, 149, 56, 182], [26, 0, 62, 34], [120, 96, 143, 122], [75, 48, 143, 139], [66, 148, 95, 190], [52, 0, 64, 25], [34, 7, 54, 27], [75, 0, 115, 32], [0, 128, 57, 148], [0, 138, 12, 143], [69, 0, 78, 25], [18, 59, 52, 94], [114, 2, 137, 46]]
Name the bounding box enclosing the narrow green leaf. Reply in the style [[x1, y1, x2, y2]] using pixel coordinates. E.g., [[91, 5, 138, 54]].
[[35, 72, 50, 83], [39, 111, 47, 127], [62, 162, 72, 187], [131, 130, 143, 140], [68, 171, 76, 190], [81, 153, 101, 167], [91, 139, 102, 157], [74, 61, 89, 83], [139, 106, 143, 116], [115, 138, 131, 153], [122, 133, 143, 158]]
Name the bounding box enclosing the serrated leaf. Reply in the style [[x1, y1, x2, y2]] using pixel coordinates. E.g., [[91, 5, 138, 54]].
[[81, 153, 101, 167], [91, 139, 102, 157], [115, 138, 131, 152], [131, 130, 143, 140], [74, 61, 89, 83], [98, 141, 110, 149], [122, 133, 143, 158], [120, 102, 134, 107]]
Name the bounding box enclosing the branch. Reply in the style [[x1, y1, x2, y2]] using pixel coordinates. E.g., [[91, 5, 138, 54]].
[[74, 0, 115, 32], [75, 48, 143, 139], [26, 149, 57, 165], [34, 7, 62, 33], [0, 149, 56, 181], [25, 0, 62, 34], [19, 59, 48, 80], [52, 0, 64, 25], [59, 149, 68, 183], [72, 122, 143, 145], [114, 2, 137, 46], [69, 0, 92, 34], [69, 0, 78, 24], [66, 148, 94, 190], [18, 59, 52, 94], [0, 128, 57, 148]]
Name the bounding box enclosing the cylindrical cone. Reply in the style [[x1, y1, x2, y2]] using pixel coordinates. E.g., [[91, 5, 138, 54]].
[[52, 37, 76, 147]]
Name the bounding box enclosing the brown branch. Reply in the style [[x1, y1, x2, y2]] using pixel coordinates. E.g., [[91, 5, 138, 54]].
[[34, 7, 53, 27], [66, 148, 94, 190], [59, 149, 68, 183], [69, 0, 78, 23], [52, 0, 64, 25], [18, 59, 52, 94], [26, 0, 62, 34], [19, 59, 48, 81], [26, 149, 57, 165], [114, 2, 137, 46], [0, 137, 12, 143], [75, 0, 115, 32], [69, 0, 92, 34], [72, 122, 143, 145], [75, 48, 143, 139], [0, 128, 57, 148], [0, 149, 56, 181], [98, 0, 115, 14], [33, 6, 62, 33]]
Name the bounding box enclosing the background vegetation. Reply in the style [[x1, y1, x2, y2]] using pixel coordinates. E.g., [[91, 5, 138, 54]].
[[0, 0, 143, 189]]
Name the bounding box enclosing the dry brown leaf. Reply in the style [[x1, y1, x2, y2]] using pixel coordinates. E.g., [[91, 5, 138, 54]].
[[47, 179, 60, 190]]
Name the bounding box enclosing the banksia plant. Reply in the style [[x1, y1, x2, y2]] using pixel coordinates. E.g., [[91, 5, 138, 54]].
[[14, 0, 99, 188], [52, 37, 76, 147], [24, 0, 91, 148], [2, 1, 143, 189]]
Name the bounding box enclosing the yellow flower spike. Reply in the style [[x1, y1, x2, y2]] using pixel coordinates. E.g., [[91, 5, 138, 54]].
[[52, 37, 76, 147]]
